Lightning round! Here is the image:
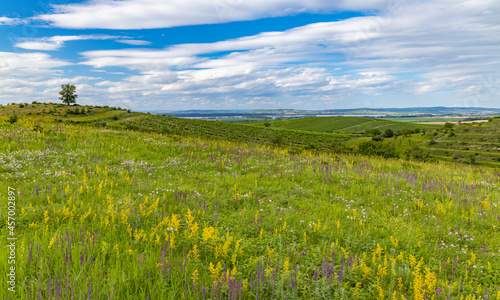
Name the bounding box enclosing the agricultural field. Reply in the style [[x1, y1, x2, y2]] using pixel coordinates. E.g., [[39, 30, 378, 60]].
[[1, 117, 499, 299], [248, 117, 439, 134], [119, 115, 352, 152], [383, 117, 494, 124]]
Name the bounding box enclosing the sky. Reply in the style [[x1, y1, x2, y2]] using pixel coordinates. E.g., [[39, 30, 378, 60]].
[[0, 0, 499, 111]]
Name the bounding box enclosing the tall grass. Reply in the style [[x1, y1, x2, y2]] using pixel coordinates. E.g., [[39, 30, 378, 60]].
[[0, 118, 499, 299]]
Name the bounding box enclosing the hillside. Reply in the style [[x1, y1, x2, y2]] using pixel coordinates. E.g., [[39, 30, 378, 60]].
[[2, 103, 500, 168], [0, 102, 140, 124], [248, 116, 439, 134], [1, 118, 499, 299], [0, 103, 352, 153], [120, 115, 351, 152], [425, 118, 500, 166]]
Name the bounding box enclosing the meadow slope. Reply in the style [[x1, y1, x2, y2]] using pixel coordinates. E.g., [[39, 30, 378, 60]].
[[0, 118, 499, 299]]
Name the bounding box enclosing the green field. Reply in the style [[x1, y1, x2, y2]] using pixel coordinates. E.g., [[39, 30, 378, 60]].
[[248, 117, 439, 134], [0, 109, 499, 299], [383, 117, 494, 123]]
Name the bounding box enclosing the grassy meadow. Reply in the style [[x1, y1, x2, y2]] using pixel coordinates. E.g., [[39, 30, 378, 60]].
[[1, 116, 499, 299]]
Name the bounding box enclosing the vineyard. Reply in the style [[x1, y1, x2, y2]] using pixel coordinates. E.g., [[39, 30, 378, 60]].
[[248, 117, 439, 134], [120, 115, 352, 152]]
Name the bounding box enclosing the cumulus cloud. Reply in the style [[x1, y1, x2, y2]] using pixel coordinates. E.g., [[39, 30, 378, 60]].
[[75, 0, 499, 108], [35, 0, 388, 29], [3, 0, 499, 109], [14, 35, 122, 51], [0, 52, 101, 103]]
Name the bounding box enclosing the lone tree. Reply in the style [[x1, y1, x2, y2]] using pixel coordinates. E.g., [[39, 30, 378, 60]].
[[59, 84, 78, 105]]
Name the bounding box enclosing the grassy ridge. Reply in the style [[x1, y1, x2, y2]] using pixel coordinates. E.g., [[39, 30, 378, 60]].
[[248, 117, 439, 134]]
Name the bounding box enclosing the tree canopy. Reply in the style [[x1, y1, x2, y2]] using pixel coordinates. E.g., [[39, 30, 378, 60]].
[[59, 84, 78, 105]]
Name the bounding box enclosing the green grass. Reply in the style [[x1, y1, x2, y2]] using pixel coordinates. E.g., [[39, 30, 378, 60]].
[[1, 118, 499, 299], [248, 117, 439, 134]]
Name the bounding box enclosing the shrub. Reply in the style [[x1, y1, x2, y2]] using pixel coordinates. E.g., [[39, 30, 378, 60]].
[[444, 122, 456, 130], [365, 128, 381, 136], [468, 154, 476, 165], [406, 146, 433, 162], [357, 140, 398, 158], [383, 129, 394, 138], [401, 129, 411, 136], [264, 122, 271, 127], [8, 114, 18, 124], [271, 135, 283, 146]]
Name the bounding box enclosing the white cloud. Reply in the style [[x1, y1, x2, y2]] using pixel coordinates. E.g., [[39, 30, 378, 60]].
[[14, 35, 121, 51], [36, 0, 388, 29], [0, 52, 70, 70], [72, 0, 500, 109], [0, 52, 93, 103], [3, 0, 499, 109], [0, 17, 22, 25], [116, 39, 152, 46]]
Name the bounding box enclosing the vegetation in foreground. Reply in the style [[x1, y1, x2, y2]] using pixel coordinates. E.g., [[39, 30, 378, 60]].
[[1, 117, 499, 299]]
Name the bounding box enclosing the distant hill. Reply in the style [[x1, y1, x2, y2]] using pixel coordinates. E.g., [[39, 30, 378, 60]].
[[152, 107, 500, 118], [247, 116, 439, 134]]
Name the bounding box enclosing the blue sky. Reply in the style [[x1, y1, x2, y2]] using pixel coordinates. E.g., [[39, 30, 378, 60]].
[[0, 0, 499, 110]]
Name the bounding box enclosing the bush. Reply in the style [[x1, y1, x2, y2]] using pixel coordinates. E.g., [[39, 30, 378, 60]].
[[357, 140, 398, 158], [372, 135, 384, 142], [406, 146, 433, 162], [271, 135, 283, 146], [444, 122, 455, 130], [19, 104, 24, 108], [401, 129, 411, 136], [113, 115, 119, 120], [8, 114, 18, 124], [264, 122, 271, 127], [364, 128, 381, 136], [331, 143, 351, 154], [383, 129, 394, 138], [468, 154, 476, 165]]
